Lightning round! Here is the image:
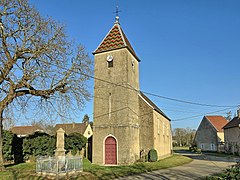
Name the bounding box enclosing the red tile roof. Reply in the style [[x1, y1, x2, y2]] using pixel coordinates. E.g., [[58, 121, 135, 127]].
[[93, 22, 140, 61], [10, 126, 44, 136], [205, 116, 228, 132], [55, 123, 87, 135], [223, 116, 240, 129]]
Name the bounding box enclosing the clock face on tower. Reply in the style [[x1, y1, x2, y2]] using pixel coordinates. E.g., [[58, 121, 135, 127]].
[[107, 55, 113, 62]]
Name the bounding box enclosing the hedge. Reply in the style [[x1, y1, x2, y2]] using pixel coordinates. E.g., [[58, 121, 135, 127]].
[[2, 130, 87, 163]]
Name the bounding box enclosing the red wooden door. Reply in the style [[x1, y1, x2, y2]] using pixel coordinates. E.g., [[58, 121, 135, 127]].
[[105, 137, 117, 164]]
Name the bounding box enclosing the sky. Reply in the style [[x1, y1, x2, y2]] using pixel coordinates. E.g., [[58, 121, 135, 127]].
[[27, 0, 240, 129]]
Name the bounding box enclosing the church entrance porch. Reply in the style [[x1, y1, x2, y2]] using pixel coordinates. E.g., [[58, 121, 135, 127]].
[[105, 136, 117, 165]]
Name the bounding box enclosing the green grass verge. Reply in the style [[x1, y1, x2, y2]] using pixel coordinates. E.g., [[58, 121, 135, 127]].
[[82, 154, 192, 179], [173, 146, 190, 151], [0, 154, 192, 179]]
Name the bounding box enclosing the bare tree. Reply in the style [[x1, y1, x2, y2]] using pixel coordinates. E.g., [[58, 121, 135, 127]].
[[82, 114, 90, 124], [224, 111, 232, 121], [3, 118, 15, 130], [30, 119, 55, 135], [0, 0, 92, 168], [173, 128, 196, 147]]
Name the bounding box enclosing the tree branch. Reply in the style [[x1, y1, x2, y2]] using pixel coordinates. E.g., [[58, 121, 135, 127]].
[[0, 18, 17, 85], [15, 82, 68, 99]]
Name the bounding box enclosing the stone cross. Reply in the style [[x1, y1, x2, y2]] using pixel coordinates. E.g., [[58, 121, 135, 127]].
[[55, 128, 66, 157]]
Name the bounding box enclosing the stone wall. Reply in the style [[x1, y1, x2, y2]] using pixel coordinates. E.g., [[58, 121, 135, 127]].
[[139, 96, 172, 160], [139, 95, 154, 154], [153, 111, 172, 159]]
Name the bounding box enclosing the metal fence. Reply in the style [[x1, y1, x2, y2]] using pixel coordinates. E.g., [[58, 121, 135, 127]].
[[36, 156, 83, 174]]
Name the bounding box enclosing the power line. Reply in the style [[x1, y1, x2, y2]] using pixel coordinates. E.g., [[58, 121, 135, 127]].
[[171, 107, 234, 121], [141, 91, 236, 108], [94, 94, 233, 118], [93, 96, 171, 129], [39, 59, 238, 109], [13, 59, 237, 123], [93, 95, 234, 125]]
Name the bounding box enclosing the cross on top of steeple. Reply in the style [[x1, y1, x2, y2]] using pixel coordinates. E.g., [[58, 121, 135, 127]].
[[114, 3, 121, 23]]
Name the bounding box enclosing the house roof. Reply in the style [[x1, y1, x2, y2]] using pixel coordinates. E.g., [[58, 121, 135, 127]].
[[223, 116, 240, 129], [93, 21, 140, 61], [55, 123, 88, 135], [10, 125, 44, 136], [139, 92, 171, 121], [205, 116, 228, 132]]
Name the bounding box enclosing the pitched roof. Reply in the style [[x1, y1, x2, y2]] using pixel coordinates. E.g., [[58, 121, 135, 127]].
[[10, 125, 44, 136], [93, 22, 140, 61], [223, 116, 240, 129], [55, 123, 87, 135], [205, 116, 228, 132], [139, 92, 171, 121]]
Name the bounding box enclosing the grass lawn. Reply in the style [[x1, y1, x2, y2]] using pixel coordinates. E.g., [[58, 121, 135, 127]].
[[173, 146, 190, 151], [0, 154, 192, 179]]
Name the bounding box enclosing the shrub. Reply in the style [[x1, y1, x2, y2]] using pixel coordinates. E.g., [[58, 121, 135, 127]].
[[148, 149, 158, 162], [2, 130, 24, 163], [189, 144, 197, 152], [23, 132, 56, 161], [65, 133, 87, 155], [3, 130, 14, 161], [222, 165, 240, 179], [12, 134, 24, 164]]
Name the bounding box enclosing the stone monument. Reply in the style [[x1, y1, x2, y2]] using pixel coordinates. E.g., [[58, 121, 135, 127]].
[[55, 128, 66, 158]]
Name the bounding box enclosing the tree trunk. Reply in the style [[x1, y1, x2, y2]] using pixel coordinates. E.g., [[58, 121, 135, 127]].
[[0, 112, 5, 170]]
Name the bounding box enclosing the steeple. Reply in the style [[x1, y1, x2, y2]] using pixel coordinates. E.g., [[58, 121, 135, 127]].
[[93, 10, 140, 61]]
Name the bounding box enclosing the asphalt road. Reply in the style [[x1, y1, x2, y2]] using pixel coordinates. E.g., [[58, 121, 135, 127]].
[[117, 151, 237, 180]]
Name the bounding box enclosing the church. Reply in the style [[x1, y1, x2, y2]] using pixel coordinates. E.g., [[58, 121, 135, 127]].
[[92, 14, 172, 165]]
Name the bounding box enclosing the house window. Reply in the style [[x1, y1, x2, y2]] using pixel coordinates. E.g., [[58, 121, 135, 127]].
[[211, 143, 215, 151], [201, 144, 204, 149]]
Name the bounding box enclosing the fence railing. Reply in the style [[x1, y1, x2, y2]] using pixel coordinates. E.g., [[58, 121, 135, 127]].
[[36, 156, 83, 174]]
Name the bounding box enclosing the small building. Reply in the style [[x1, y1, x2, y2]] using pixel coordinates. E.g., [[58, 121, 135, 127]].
[[194, 116, 228, 152], [223, 110, 240, 155], [10, 125, 44, 137]]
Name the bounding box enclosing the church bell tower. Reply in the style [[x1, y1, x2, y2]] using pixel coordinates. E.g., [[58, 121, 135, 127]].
[[92, 14, 141, 165]]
